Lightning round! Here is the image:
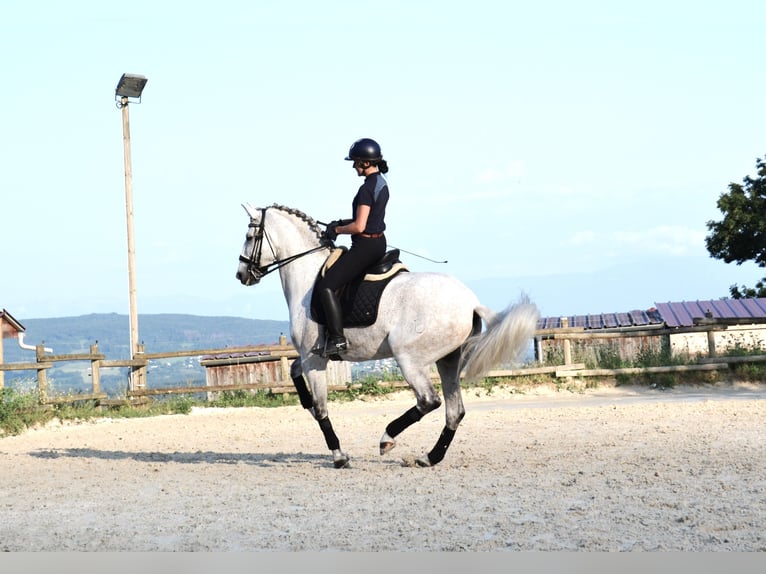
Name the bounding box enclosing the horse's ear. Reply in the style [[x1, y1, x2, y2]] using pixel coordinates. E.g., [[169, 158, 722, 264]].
[[242, 203, 258, 219]]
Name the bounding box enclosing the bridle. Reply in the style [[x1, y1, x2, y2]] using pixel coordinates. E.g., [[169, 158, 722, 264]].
[[238, 206, 330, 284]]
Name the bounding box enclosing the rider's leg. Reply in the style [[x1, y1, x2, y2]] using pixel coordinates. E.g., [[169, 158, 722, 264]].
[[318, 287, 347, 355], [312, 236, 386, 357]]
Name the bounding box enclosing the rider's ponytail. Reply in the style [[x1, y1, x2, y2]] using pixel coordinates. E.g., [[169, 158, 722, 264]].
[[376, 159, 389, 174]]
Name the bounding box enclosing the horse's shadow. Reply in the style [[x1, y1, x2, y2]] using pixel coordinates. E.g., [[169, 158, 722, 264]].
[[29, 448, 336, 468]]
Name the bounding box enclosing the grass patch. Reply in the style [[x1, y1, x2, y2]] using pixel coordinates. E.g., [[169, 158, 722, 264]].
[[329, 376, 404, 402], [0, 388, 52, 437], [207, 389, 298, 409], [730, 362, 766, 381], [0, 387, 300, 438]]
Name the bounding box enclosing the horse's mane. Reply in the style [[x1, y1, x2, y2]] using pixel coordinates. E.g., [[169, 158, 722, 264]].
[[269, 203, 323, 239]]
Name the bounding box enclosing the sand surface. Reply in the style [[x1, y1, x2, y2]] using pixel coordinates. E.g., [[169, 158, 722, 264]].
[[1, 382, 765, 551]]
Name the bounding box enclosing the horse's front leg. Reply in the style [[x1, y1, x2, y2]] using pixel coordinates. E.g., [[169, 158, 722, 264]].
[[316, 415, 350, 468], [304, 359, 350, 468], [289, 357, 314, 411]]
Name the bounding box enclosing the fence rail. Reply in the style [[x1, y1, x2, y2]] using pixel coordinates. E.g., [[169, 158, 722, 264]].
[[0, 338, 301, 404]]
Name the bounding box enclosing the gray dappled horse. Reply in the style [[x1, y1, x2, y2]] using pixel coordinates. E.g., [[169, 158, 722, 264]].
[[236, 203, 539, 468]]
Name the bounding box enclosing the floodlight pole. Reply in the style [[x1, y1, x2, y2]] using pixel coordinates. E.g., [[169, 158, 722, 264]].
[[119, 95, 144, 391]]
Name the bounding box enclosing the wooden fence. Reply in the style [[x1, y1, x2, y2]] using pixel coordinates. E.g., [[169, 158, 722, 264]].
[[1, 322, 764, 406], [0, 338, 300, 405], [533, 319, 766, 380]]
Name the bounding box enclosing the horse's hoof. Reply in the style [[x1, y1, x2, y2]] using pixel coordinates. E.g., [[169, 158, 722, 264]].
[[379, 440, 396, 455], [400, 454, 431, 467], [333, 451, 350, 468], [415, 455, 432, 467]]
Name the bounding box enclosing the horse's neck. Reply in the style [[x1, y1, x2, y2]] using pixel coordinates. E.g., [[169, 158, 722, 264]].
[[269, 213, 324, 313], [278, 250, 323, 302]]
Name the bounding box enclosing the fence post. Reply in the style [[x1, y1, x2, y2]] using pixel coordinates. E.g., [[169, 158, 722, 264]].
[[36, 344, 48, 404], [90, 343, 102, 396], [706, 329, 717, 358], [133, 343, 147, 390], [561, 317, 572, 366], [278, 334, 290, 383]]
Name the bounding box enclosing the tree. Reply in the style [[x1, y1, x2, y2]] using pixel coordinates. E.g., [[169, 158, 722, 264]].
[[705, 155, 766, 298]]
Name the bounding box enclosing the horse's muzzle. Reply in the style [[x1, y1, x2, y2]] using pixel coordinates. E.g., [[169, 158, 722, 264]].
[[236, 268, 262, 286]]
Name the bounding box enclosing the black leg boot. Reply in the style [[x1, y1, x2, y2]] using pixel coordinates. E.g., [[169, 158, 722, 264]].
[[317, 288, 347, 358]]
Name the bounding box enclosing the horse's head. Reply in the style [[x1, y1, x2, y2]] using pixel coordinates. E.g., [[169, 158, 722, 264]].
[[236, 203, 268, 286], [236, 203, 328, 286]]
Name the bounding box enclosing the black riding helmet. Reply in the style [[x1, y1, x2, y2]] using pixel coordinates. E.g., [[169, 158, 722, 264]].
[[345, 138, 382, 162]]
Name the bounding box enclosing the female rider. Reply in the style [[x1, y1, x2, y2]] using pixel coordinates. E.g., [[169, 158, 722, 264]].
[[313, 138, 390, 358]]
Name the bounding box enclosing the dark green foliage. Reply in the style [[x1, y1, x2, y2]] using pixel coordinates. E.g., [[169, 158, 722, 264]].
[[705, 155, 766, 298]]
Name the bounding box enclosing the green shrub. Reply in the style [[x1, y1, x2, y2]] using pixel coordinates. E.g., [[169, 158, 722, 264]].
[[731, 362, 766, 381], [0, 388, 51, 437]]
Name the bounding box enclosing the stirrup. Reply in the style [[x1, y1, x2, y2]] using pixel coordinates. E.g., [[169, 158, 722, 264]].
[[311, 336, 347, 359], [324, 336, 348, 357]]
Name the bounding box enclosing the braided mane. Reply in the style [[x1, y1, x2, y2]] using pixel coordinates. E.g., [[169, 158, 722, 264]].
[[269, 203, 323, 239]]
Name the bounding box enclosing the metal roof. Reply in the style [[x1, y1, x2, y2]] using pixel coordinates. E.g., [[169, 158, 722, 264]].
[[537, 298, 766, 330], [537, 308, 663, 331], [655, 298, 766, 327]]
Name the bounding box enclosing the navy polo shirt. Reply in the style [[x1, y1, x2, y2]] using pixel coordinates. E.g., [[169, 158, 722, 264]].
[[352, 172, 389, 234]]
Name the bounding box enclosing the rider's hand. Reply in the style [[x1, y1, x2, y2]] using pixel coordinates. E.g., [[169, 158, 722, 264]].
[[323, 221, 339, 241]]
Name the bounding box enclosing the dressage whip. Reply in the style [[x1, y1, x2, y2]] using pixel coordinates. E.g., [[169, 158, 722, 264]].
[[317, 220, 447, 264], [388, 246, 447, 264]]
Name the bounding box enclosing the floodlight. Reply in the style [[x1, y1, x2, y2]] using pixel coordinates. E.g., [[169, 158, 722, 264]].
[[115, 73, 148, 99]]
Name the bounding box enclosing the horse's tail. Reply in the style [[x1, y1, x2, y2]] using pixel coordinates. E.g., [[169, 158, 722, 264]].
[[459, 294, 540, 382]]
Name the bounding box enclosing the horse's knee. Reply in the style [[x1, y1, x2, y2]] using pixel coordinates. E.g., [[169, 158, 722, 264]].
[[311, 402, 328, 420], [417, 394, 442, 414]]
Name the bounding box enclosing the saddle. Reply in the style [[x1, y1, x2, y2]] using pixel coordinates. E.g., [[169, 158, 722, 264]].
[[310, 248, 408, 327]]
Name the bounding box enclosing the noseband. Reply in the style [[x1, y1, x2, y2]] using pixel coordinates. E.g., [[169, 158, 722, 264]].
[[239, 206, 330, 283]]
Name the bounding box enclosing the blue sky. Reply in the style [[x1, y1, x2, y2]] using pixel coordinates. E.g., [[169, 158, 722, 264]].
[[2, 0, 765, 324]]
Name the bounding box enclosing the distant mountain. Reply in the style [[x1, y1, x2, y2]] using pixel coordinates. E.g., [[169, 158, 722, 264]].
[[2, 313, 291, 396], [5, 313, 291, 359]]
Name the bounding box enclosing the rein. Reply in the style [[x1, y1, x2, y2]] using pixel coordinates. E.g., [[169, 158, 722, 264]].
[[239, 206, 330, 283]]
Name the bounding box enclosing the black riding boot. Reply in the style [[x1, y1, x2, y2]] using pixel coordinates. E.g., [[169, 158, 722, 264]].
[[315, 288, 348, 358]]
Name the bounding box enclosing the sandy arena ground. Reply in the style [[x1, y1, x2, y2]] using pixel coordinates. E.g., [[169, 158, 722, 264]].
[[1, 381, 765, 551]]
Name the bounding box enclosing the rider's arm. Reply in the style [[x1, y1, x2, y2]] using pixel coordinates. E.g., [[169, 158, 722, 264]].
[[336, 204, 370, 236]]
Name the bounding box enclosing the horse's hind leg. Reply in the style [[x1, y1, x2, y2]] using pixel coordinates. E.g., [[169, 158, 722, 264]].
[[379, 361, 442, 455], [416, 347, 465, 467]]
